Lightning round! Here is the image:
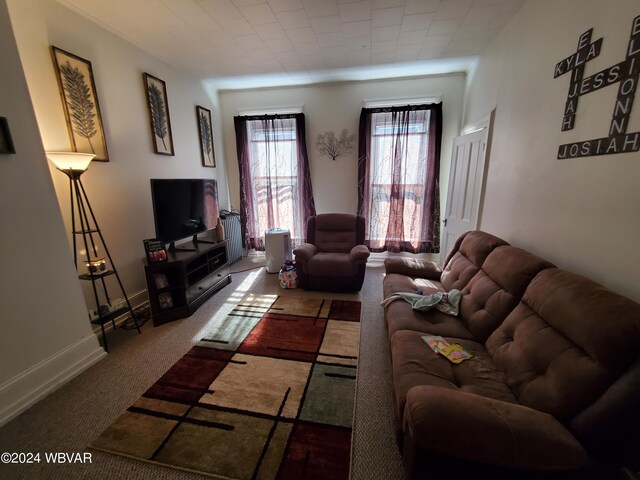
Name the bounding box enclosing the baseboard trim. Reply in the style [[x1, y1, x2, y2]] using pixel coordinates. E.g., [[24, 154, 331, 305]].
[[0, 334, 106, 427]]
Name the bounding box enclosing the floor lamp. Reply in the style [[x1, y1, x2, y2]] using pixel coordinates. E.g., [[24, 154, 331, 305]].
[[46, 152, 141, 352]]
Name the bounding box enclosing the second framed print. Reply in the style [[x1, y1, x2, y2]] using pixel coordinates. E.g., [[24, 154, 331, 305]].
[[51, 46, 109, 161], [196, 106, 215, 167], [143, 73, 174, 156]]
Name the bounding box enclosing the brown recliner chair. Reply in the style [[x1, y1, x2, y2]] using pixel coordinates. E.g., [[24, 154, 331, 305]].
[[293, 213, 370, 292]]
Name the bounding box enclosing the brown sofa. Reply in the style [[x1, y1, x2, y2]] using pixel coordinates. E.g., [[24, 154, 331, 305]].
[[383, 230, 640, 480], [294, 213, 370, 292]]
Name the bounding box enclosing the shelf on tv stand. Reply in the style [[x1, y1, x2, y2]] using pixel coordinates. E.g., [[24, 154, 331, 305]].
[[144, 240, 231, 326]]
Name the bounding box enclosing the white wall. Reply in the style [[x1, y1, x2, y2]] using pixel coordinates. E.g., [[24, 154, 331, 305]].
[[218, 75, 465, 219], [7, 0, 230, 309], [464, 0, 640, 302], [0, 0, 105, 425]]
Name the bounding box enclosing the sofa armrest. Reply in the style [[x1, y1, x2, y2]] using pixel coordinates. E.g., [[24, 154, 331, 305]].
[[293, 243, 318, 262], [403, 386, 589, 471], [384, 257, 442, 280], [350, 244, 370, 264]]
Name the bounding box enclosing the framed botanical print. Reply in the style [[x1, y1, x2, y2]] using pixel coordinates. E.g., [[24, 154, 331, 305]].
[[196, 105, 215, 167], [143, 73, 174, 156], [51, 46, 109, 161]]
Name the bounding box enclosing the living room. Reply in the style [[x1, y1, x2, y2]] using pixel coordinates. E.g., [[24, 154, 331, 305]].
[[1, 0, 639, 479]]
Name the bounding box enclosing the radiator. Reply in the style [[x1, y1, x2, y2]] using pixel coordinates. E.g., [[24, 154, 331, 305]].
[[221, 215, 242, 264]]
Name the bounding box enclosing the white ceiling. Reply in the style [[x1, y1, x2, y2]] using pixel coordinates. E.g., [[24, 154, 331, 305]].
[[57, 0, 525, 89]]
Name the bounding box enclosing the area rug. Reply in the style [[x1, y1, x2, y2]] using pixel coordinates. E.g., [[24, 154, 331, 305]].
[[91, 294, 361, 480]]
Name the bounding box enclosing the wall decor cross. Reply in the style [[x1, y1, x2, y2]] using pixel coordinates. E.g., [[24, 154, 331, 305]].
[[554, 15, 640, 159]]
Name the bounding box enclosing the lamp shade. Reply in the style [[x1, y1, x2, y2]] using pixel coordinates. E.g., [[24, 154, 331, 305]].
[[46, 152, 96, 173]]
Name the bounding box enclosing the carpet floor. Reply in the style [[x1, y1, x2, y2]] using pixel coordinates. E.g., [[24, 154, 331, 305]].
[[0, 254, 404, 480]]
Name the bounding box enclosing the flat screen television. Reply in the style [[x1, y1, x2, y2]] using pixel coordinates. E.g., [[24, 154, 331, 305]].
[[150, 179, 219, 249]]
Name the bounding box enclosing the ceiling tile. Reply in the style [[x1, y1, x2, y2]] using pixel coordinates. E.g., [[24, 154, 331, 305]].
[[342, 20, 372, 38], [253, 22, 288, 39], [398, 29, 425, 45], [235, 33, 265, 49], [339, 1, 372, 23], [401, 13, 433, 31], [162, 0, 207, 17], [310, 15, 342, 34], [372, 0, 404, 8], [372, 7, 404, 27], [395, 43, 422, 55], [180, 12, 219, 32], [404, 0, 440, 15], [239, 3, 278, 24], [267, 0, 304, 12], [221, 16, 256, 35], [347, 49, 372, 66], [276, 9, 311, 28], [434, 0, 473, 20], [372, 25, 400, 42], [206, 28, 237, 47], [462, 5, 502, 25], [372, 40, 396, 54], [286, 26, 316, 43], [246, 47, 277, 61], [372, 52, 396, 64], [428, 18, 463, 35], [418, 47, 442, 59], [199, 0, 243, 19], [316, 32, 345, 48], [266, 37, 296, 52], [345, 35, 372, 51], [232, 0, 266, 6], [57, 0, 526, 81], [423, 33, 452, 48], [302, 0, 340, 18]]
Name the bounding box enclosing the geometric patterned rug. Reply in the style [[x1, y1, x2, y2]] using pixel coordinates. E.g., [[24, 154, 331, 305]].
[[90, 294, 361, 479]]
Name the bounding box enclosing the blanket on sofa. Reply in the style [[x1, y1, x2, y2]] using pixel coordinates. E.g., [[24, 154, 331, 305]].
[[381, 289, 462, 316]]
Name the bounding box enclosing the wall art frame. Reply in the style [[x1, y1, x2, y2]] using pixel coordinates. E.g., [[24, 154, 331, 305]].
[[51, 46, 109, 161], [0, 117, 16, 154], [143, 73, 174, 156], [196, 105, 215, 167]]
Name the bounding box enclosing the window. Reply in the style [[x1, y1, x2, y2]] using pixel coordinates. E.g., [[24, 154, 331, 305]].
[[234, 114, 315, 250], [357, 104, 442, 253]]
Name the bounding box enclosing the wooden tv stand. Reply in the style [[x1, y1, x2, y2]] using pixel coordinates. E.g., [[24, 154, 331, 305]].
[[144, 240, 231, 326]]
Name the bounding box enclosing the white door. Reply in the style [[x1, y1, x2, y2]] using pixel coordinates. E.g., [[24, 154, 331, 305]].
[[441, 127, 489, 261]]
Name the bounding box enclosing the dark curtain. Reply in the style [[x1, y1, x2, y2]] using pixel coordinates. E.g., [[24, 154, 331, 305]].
[[357, 103, 442, 253], [234, 113, 316, 250]]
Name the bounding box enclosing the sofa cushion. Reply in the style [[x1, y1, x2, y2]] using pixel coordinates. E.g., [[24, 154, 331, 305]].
[[307, 252, 355, 277], [313, 214, 358, 253], [458, 245, 555, 342], [486, 268, 640, 422], [390, 329, 517, 424], [384, 257, 442, 279], [385, 300, 473, 339], [383, 272, 443, 300], [441, 231, 508, 291], [403, 386, 589, 471]]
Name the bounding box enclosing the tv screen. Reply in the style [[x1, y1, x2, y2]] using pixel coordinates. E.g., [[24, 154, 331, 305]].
[[150, 179, 219, 244]]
